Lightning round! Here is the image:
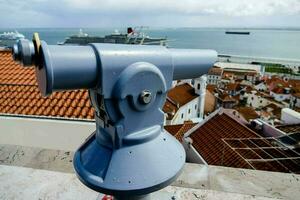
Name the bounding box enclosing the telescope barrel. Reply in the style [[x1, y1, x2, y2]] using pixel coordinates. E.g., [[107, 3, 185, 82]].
[[38, 43, 98, 96], [169, 48, 217, 80], [13, 39, 217, 96]]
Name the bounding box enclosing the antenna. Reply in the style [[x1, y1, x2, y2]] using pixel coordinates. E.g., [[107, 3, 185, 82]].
[[12, 33, 217, 199]]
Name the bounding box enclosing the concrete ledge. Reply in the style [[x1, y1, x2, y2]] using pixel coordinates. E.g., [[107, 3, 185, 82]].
[[1, 144, 299, 199], [175, 163, 300, 200], [0, 165, 275, 200], [0, 116, 94, 151]]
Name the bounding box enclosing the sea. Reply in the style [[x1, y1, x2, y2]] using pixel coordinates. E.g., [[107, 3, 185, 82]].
[[1, 27, 300, 60]]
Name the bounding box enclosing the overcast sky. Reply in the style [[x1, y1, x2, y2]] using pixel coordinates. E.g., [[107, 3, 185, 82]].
[[0, 0, 300, 28]]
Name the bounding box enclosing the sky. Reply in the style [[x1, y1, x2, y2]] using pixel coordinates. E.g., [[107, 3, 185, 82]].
[[0, 0, 300, 28]]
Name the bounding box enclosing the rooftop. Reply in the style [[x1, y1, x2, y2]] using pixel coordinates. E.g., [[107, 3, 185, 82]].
[[186, 109, 300, 173], [0, 50, 95, 120], [234, 106, 259, 121], [214, 62, 262, 73], [163, 83, 198, 119], [206, 84, 216, 93], [217, 93, 237, 102], [224, 83, 241, 91], [207, 67, 223, 76], [165, 121, 196, 141], [276, 124, 300, 134]]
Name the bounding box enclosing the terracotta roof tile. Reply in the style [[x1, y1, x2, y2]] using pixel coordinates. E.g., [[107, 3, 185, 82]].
[[0, 50, 95, 120], [165, 121, 196, 141], [234, 106, 259, 121], [206, 84, 216, 93], [225, 83, 240, 91], [188, 110, 300, 173], [208, 67, 223, 76], [276, 124, 300, 134]]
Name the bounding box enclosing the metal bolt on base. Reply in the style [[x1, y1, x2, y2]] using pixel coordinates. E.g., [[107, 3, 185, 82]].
[[139, 90, 152, 104]]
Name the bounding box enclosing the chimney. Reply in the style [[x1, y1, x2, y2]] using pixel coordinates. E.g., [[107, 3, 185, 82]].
[[127, 27, 133, 34]]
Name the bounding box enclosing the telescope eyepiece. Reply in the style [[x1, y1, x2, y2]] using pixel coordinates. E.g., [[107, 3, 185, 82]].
[[12, 39, 36, 66]]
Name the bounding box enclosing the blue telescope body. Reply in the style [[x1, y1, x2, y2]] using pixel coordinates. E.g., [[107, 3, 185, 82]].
[[13, 38, 217, 199]]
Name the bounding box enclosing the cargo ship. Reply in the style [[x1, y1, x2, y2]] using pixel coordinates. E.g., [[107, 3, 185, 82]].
[[59, 27, 168, 46], [225, 31, 250, 35]]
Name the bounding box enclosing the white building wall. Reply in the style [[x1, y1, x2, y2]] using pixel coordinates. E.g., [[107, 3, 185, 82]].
[[254, 82, 267, 92], [270, 92, 290, 102], [247, 93, 269, 108], [182, 138, 206, 164], [169, 98, 199, 125], [207, 75, 221, 85], [281, 108, 300, 124]]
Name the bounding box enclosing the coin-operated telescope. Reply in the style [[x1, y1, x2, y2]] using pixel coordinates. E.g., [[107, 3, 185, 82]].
[[13, 34, 217, 200]]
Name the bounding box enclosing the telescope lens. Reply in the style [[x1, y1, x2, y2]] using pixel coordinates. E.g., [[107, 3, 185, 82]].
[[12, 43, 21, 62]]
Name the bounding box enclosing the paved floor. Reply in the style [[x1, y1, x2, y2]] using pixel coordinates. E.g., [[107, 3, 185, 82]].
[[2, 144, 300, 200], [0, 165, 278, 200]]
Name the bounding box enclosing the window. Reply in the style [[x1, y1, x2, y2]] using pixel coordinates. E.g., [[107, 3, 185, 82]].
[[195, 105, 197, 110], [251, 97, 254, 100], [260, 100, 263, 103], [181, 113, 184, 119], [197, 84, 200, 90], [188, 109, 191, 114]]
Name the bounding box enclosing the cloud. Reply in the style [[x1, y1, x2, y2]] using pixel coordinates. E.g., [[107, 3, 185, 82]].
[[0, 0, 300, 27], [61, 0, 300, 16]]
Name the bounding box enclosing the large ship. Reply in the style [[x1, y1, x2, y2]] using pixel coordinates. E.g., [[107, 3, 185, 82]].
[[59, 27, 167, 46], [0, 31, 25, 48], [225, 31, 250, 35]]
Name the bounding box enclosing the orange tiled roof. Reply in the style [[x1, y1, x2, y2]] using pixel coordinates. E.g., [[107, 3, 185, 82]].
[[208, 67, 223, 76], [266, 76, 290, 89], [188, 109, 300, 173], [276, 124, 300, 134], [206, 84, 216, 93], [189, 111, 258, 169], [225, 83, 240, 91], [271, 87, 286, 94], [165, 121, 196, 142], [0, 50, 95, 119], [234, 106, 259, 121], [218, 93, 237, 102]]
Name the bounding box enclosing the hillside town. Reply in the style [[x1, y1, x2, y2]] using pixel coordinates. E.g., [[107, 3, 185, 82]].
[[166, 60, 300, 126], [164, 60, 300, 173]]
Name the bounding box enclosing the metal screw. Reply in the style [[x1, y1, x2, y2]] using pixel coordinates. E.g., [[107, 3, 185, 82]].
[[139, 90, 152, 104]]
